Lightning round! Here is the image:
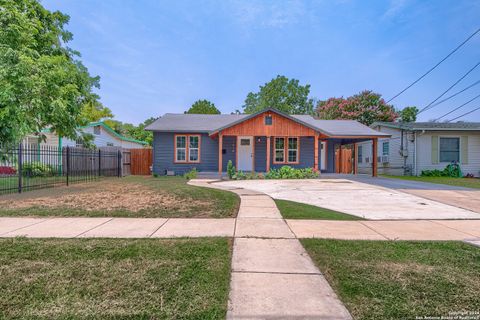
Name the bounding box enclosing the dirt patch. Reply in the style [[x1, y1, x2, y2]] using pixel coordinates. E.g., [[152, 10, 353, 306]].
[[0, 182, 183, 212]]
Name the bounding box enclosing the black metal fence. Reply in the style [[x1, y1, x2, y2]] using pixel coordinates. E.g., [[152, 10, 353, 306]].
[[0, 144, 122, 195]]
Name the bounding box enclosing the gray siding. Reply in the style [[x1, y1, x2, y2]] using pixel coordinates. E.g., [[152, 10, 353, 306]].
[[152, 132, 218, 175], [222, 136, 236, 170]]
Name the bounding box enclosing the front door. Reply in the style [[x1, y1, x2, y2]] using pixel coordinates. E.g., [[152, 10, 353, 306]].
[[237, 136, 253, 171]]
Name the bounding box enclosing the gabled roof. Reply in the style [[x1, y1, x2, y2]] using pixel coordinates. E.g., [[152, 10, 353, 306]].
[[42, 122, 148, 145], [146, 108, 390, 137], [372, 121, 480, 131]]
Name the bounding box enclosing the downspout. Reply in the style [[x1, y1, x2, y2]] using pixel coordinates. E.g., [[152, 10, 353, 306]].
[[400, 129, 404, 175], [413, 132, 417, 176]]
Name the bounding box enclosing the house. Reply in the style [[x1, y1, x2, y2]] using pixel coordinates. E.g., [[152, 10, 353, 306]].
[[356, 122, 480, 177], [145, 108, 389, 176], [24, 122, 148, 149]]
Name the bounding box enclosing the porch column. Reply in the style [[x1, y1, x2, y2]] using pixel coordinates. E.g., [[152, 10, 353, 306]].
[[372, 138, 378, 177], [266, 136, 271, 172], [314, 134, 319, 172], [354, 143, 358, 175], [218, 133, 223, 175]]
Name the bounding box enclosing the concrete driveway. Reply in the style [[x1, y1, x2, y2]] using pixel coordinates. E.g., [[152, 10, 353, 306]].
[[216, 179, 480, 220]]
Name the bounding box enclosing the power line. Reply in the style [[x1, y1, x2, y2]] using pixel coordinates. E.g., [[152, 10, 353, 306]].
[[428, 79, 480, 108], [386, 27, 480, 103], [418, 61, 480, 114], [434, 93, 480, 121], [447, 105, 480, 122]]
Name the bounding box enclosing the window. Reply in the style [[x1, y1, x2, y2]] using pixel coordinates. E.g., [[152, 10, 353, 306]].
[[274, 138, 284, 162], [439, 137, 459, 162], [107, 142, 114, 147], [274, 137, 299, 164], [175, 135, 200, 163], [288, 138, 298, 163], [93, 126, 101, 135], [265, 115, 273, 125], [357, 146, 363, 163], [189, 136, 199, 162], [382, 141, 389, 156], [75, 138, 83, 148]]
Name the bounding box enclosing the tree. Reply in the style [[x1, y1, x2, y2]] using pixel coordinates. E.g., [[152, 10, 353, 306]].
[[242, 75, 314, 114], [186, 100, 220, 114], [0, 0, 101, 146], [399, 106, 418, 123], [315, 90, 398, 126], [81, 94, 113, 122], [104, 117, 156, 146]]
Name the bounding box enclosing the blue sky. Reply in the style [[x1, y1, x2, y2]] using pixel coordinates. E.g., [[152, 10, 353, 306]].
[[43, 0, 480, 124]]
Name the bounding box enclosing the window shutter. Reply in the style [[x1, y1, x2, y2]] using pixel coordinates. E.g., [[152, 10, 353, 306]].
[[431, 136, 439, 164], [461, 136, 468, 164]]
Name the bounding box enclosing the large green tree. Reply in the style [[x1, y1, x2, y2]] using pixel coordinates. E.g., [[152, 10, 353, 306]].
[[0, 0, 101, 145], [186, 99, 220, 114], [315, 90, 398, 126], [105, 117, 156, 146], [399, 106, 418, 123], [243, 75, 314, 114]]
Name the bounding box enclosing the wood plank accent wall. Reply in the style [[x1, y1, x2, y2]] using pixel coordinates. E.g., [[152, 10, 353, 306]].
[[130, 148, 153, 175], [220, 112, 320, 137]]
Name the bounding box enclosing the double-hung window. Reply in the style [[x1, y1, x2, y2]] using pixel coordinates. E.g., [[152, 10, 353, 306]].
[[382, 141, 389, 156], [439, 137, 459, 162], [175, 135, 201, 163], [274, 137, 299, 164], [357, 146, 363, 163]]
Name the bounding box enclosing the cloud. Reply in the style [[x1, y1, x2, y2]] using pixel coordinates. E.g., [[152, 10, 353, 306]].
[[382, 0, 409, 20], [228, 0, 307, 29]]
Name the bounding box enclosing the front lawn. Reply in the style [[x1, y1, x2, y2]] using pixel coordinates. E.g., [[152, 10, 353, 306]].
[[0, 238, 231, 319], [275, 199, 363, 220], [0, 176, 240, 218], [382, 175, 480, 189], [302, 240, 480, 320]]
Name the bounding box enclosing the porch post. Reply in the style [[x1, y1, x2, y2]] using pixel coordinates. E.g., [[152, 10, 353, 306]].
[[314, 134, 319, 172], [372, 138, 378, 177], [354, 143, 358, 175], [218, 133, 223, 175], [266, 136, 271, 172]]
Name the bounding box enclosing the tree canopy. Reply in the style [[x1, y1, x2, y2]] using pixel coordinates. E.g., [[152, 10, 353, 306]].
[[105, 117, 156, 146], [81, 94, 113, 122], [0, 0, 101, 145], [186, 99, 220, 114], [399, 106, 418, 123], [315, 90, 398, 126], [242, 75, 314, 114]]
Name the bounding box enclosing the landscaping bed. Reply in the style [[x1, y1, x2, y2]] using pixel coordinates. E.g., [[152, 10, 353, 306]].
[[275, 199, 363, 220], [302, 240, 480, 319], [0, 176, 239, 218], [0, 238, 231, 319]]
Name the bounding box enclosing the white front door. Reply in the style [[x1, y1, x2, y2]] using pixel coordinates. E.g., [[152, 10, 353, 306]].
[[237, 136, 253, 171], [320, 141, 326, 170]]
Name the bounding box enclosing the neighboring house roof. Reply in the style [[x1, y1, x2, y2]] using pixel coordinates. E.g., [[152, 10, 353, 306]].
[[372, 121, 480, 131], [42, 122, 148, 145], [146, 108, 390, 137]]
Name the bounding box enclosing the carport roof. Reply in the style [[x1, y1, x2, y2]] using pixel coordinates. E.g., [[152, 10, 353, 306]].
[[146, 108, 390, 137]]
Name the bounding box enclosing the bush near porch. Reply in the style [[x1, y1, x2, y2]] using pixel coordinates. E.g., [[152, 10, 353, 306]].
[[0, 176, 240, 218], [227, 161, 319, 180]]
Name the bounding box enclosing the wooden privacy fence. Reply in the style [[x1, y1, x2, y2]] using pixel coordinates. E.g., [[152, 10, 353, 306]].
[[129, 148, 152, 175], [335, 147, 353, 174]]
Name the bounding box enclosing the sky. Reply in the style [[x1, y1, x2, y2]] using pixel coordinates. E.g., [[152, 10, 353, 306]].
[[43, 0, 480, 124]]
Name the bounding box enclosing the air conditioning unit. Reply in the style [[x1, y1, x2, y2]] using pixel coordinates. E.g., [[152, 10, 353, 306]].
[[377, 156, 389, 163]]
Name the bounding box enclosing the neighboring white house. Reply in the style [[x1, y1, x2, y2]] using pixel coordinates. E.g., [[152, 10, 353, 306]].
[[25, 122, 148, 149], [357, 122, 480, 177]]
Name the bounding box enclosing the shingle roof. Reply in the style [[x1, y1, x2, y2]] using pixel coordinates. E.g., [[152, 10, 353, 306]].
[[372, 121, 480, 131], [145, 109, 390, 137]]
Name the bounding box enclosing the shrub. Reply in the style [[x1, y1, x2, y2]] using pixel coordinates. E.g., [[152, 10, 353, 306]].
[[227, 160, 236, 179], [22, 162, 54, 177], [0, 166, 16, 175], [152, 173, 159, 178], [183, 168, 198, 180], [421, 162, 462, 178], [265, 166, 319, 179], [232, 170, 247, 180]]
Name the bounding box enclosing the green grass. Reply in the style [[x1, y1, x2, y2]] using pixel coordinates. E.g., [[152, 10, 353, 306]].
[[275, 199, 363, 220], [0, 176, 240, 218], [302, 240, 480, 320], [382, 174, 480, 189], [0, 238, 232, 319]]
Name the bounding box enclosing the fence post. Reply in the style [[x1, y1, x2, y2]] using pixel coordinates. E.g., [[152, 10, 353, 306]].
[[98, 149, 101, 177], [66, 146, 70, 186], [117, 150, 122, 178], [18, 143, 23, 193]]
